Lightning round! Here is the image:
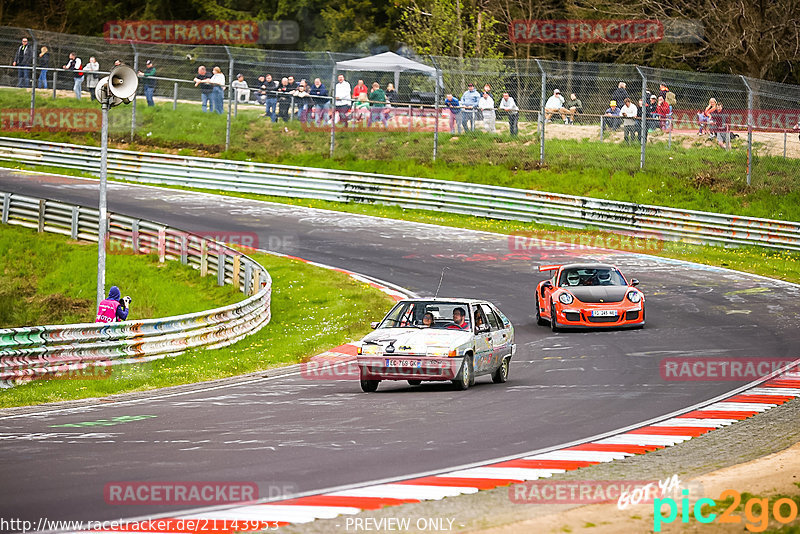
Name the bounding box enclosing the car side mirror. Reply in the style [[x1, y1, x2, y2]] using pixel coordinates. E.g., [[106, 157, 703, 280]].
[[630, 279, 639, 287], [370, 321, 379, 329]]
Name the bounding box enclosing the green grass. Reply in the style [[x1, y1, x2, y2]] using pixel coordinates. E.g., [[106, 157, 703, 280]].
[[0, 223, 242, 327], [0, 250, 395, 407], [2, 88, 799, 222]]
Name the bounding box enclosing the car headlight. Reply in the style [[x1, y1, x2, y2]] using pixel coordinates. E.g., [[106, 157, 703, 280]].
[[558, 292, 574, 305], [627, 291, 642, 303]]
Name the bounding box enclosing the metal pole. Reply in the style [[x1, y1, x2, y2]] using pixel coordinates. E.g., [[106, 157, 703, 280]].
[[431, 55, 440, 162], [52, 70, 57, 99], [535, 60, 546, 165], [740, 76, 754, 186], [636, 67, 647, 170], [130, 43, 138, 141], [28, 30, 37, 125], [173, 82, 178, 110], [784, 131, 787, 158], [97, 99, 110, 307], [328, 52, 336, 159], [225, 46, 234, 152]]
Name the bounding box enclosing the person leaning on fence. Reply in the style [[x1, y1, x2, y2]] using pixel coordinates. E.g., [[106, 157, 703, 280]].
[[368, 82, 387, 128], [544, 89, 569, 123], [564, 93, 582, 124], [352, 79, 368, 101], [711, 101, 730, 148], [83, 57, 100, 101], [63, 52, 83, 99], [309, 78, 329, 126], [37, 46, 50, 89], [292, 81, 312, 123], [210, 66, 225, 114], [646, 94, 659, 131], [276, 77, 292, 121], [461, 83, 480, 132], [656, 95, 672, 131], [95, 286, 131, 323], [138, 60, 157, 107], [603, 100, 621, 131], [263, 74, 279, 120], [620, 98, 638, 144], [12, 37, 33, 88], [499, 91, 519, 136], [231, 73, 249, 104], [193, 65, 214, 112], [444, 93, 461, 134], [334, 74, 351, 126], [479, 90, 496, 133], [384, 82, 397, 124]]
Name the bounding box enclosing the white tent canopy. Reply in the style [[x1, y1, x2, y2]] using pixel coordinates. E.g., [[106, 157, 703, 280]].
[[335, 51, 439, 93]]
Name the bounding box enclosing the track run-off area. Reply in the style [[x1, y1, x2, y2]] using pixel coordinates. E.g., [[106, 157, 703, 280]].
[[1, 168, 799, 528]]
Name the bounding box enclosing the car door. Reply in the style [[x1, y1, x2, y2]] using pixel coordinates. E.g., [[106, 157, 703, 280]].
[[471, 304, 493, 375], [482, 304, 510, 367]]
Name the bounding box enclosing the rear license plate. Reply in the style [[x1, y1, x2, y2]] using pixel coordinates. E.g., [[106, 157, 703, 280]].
[[386, 359, 422, 368], [591, 310, 618, 317]]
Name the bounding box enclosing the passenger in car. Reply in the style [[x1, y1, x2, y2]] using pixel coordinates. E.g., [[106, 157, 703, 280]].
[[422, 312, 435, 327]]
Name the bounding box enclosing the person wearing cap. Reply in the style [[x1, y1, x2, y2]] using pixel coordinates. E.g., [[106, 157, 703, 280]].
[[231, 73, 249, 103], [478, 90, 496, 133], [645, 94, 658, 134], [544, 89, 568, 123], [460, 83, 480, 132], [498, 91, 519, 136], [138, 60, 157, 107], [620, 97, 638, 144], [603, 100, 621, 131], [95, 286, 131, 323]]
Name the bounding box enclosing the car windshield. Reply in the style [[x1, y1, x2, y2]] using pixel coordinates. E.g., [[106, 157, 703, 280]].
[[378, 301, 471, 329], [559, 267, 626, 287]]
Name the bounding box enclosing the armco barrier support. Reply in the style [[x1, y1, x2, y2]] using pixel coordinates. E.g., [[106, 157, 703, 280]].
[[0, 191, 271, 387], [0, 137, 799, 251]]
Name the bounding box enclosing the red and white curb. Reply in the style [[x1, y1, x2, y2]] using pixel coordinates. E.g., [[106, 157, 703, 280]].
[[91, 370, 800, 533]]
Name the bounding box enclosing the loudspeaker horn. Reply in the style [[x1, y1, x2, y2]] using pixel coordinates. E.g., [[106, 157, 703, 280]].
[[107, 65, 138, 101]]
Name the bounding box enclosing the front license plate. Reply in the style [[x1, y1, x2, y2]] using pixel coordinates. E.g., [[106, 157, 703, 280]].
[[386, 359, 422, 368], [591, 310, 618, 317]]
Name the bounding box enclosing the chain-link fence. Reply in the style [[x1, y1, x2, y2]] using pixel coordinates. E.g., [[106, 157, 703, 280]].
[[2, 25, 799, 186]]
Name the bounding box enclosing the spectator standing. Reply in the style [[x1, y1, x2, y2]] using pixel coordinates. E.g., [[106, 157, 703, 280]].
[[210, 66, 225, 114], [656, 96, 672, 131], [352, 79, 368, 101], [292, 81, 312, 123], [193, 65, 214, 112], [499, 92, 519, 136], [263, 74, 279, 120], [544, 89, 568, 123], [276, 77, 291, 121], [646, 94, 658, 131], [478, 90, 495, 133], [62, 52, 83, 99], [231, 73, 249, 103], [95, 286, 130, 323], [565, 93, 583, 124], [658, 83, 669, 100], [37, 46, 50, 89], [460, 83, 480, 132], [138, 60, 157, 107], [711, 102, 729, 148], [611, 82, 629, 105], [12, 37, 33, 88], [383, 82, 397, 125], [309, 78, 329, 126], [334, 74, 352, 126], [367, 82, 387, 128], [83, 56, 100, 101], [444, 93, 461, 134], [620, 97, 638, 144], [603, 100, 621, 131]]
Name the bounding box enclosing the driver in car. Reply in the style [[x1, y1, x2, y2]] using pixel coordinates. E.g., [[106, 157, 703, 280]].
[[447, 307, 469, 330]]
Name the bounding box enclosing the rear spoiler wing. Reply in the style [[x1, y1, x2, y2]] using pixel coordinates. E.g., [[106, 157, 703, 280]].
[[538, 264, 562, 272]]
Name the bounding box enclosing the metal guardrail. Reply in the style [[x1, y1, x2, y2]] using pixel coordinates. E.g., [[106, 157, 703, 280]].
[[0, 136, 799, 252], [0, 190, 272, 386]]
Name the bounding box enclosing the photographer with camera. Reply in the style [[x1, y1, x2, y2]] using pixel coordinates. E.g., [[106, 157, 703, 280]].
[[95, 286, 132, 323]]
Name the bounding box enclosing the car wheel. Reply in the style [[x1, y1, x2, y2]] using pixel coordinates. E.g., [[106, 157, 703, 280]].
[[407, 380, 422, 386], [536, 302, 547, 326], [452, 355, 473, 391], [550, 300, 560, 332], [492, 357, 510, 383], [360, 379, 380, 392]]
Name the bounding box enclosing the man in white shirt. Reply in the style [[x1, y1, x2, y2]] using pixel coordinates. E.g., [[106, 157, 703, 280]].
[[620, 97, 638, 144], [62, 52, 83, 99], [499, 92, 519, 136], [544, 89, 569, 123], [231, 73, 249, 103], [334, 74, 352, 126], [478, 91, 495, 133], [83, 57, 100, 101]]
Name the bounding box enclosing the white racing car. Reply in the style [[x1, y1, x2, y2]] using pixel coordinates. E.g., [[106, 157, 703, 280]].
[[356, 298, 516, 392]]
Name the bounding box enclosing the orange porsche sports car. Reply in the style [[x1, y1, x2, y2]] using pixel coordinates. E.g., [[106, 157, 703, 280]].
[[535, 263, 645, 331]]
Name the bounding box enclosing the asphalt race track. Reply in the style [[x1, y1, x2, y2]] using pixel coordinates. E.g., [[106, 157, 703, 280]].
[[1, 169, 799, 525]]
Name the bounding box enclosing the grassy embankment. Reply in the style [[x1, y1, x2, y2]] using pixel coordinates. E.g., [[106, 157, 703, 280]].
[[0, 224, 394, 407]]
